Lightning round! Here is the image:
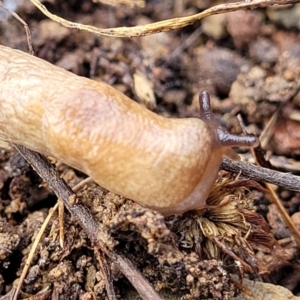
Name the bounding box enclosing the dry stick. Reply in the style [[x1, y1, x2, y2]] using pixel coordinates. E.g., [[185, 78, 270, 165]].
[[13, 144, 162, 300], [94, 0, 145, 8], [93, 247, 116, 300], [221, 157, 300, 192], [30, 0, 300, 37], [0, 3, 33, 54], [167, 26, 203, 61], [58, 200, 65, 248], [266, 183, 300, 247], [237, 114, 300, 248], [94, 247, 116, 300], [12, 203, 59, 300]]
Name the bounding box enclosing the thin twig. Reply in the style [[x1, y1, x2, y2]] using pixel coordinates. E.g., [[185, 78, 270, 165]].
[[94, 248, 116, 300], [0, 3, 33, 54], [167, 26, 203, 61], [266, 183, 300, 247], [12, 203, 59, 300], [94, 0, 145, 7], [237, 115, 300, 248], [221, 157, 300, 192], [13, 144, 162, 300], [58, 200, 65, 248], [29, 0, 300, 37]]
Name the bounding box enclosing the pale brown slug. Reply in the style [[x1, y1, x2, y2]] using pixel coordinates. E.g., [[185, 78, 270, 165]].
[[0, 45, 257, 215]]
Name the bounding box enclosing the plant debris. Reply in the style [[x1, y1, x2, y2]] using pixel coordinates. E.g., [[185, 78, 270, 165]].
[[0, 148, 284, 299]]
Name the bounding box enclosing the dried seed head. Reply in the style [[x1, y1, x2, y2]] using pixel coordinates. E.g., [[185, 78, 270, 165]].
[[174, 176, 283, 275]]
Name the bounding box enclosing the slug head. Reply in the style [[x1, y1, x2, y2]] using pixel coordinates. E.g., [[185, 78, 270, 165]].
[[199, 91, 258, 159]]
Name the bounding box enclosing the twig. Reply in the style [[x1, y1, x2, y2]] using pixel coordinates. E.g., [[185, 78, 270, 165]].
[[94, 0, 145, 7], [221, 157, 300, 192], [167, 26, 203, 61], [115, 255, 163, 300], [94, 248, 116, 300], [266, 183, 300, 247], [13, 144, 162, 300], [29, 0, 300, 37], [58, 200, 64, 248], [0, 2, 33, 54], [237, 115, 300, 248], [12, 203, 59, 300]]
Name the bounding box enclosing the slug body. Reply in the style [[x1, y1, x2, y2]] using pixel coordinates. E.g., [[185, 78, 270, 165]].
[[0, 45, 256, 215]]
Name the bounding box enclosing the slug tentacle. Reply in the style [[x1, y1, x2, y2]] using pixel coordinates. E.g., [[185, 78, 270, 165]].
[[199, 90, 213, 121], [199, 90, 258, 149], [216, 128, 258, 148]]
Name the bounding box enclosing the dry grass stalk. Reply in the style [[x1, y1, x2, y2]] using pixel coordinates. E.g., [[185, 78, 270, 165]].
[[29, 0, 300, 38]]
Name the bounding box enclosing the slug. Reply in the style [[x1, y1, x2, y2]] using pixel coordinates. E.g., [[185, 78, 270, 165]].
[[0, 45, 257, 215]]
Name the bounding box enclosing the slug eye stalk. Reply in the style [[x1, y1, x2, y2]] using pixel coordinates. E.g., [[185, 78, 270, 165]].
[[199, 90, 258, 148]]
